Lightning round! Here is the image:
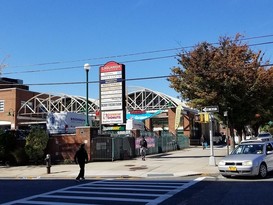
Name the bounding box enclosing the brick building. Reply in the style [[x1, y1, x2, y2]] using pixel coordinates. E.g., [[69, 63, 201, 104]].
[[1, 77, 208, 162]]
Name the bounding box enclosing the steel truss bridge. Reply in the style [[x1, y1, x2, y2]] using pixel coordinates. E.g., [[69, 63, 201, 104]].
[[17, 86, 188, 122]]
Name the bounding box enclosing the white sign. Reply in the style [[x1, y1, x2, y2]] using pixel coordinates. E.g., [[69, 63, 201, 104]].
[[202, 106, 219, 112], [100, 61, 126, 124], [46, 112, 94, 134], [101, 86, 122, 92], [101, 102, 123, 110], [101, 74, 122, 80], [126, 119, 144, 130], [101, 110, 124, 124], [101, 98, 122, 102], [101, 90, 122, 95], [101, 94, 122, 99], [101, 82, 122, 87], [101, 71, 122, 77]]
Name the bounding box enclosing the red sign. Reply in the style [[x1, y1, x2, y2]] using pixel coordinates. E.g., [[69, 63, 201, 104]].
[[99, 61, 126, 125], [130, 110, 146, 114], [100, 61, 122, 73], [95, 110, 100, 116]]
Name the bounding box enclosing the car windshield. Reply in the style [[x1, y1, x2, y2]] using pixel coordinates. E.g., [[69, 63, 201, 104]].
[[232, 144, 264, 155], [258, 133, 271, 138]]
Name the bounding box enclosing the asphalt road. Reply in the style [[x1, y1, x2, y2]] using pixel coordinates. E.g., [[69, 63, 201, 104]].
[[1, 178, 205, 205], [162, 175, 273, 205], [0, 179, 82, 204], [1, 175, 273, 205]]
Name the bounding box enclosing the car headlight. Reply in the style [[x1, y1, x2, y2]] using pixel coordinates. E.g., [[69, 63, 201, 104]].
[[242, 160, 253, 166], [218, 160, 225, 166]]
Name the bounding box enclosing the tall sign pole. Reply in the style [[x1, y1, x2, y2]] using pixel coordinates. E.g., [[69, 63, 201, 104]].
[[209, 113, 216, 166], [224, 111, 229, 155], [99, 61, 126, 133], [202, 106, 219, 166]]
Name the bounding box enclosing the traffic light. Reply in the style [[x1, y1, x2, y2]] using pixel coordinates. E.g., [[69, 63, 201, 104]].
[[195, 114, 201, 122], [195, 112, 209, 123], [201, 112, 209, 123]]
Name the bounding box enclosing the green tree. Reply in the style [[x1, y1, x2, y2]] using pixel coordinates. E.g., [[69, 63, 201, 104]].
[[25, 127, 49, 163], [168, 34, 272, 149], [248, 66, 273, 135], [0, 130, 17, 165]]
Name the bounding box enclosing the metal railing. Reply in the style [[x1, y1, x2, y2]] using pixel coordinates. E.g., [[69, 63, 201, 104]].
[[91, 131, 190, 161]]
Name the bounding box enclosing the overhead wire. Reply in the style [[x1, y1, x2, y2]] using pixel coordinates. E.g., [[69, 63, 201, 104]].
[[1, 34, 273, 87], [3, 33, 273, 70], [1, 62, 273, 87], [0, 75, 173, 86], [3, 40, 273, 76], [3, 55, 177, 75]]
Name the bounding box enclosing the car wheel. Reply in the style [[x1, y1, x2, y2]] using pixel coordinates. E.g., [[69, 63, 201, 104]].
[[258, 163, 267, 178]]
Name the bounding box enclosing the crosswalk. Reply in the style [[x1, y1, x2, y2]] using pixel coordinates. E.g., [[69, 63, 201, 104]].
[[3, 177, 205, 205]]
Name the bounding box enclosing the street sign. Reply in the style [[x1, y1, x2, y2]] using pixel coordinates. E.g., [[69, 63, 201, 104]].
[[195, 113, 209, 123], [202, 106, 219, 112]]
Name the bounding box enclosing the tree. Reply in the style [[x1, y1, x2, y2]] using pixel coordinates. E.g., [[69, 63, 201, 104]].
[[168, 34, 272, 149], [0, 130, 17, 165], [248, 66, 273, 135], [25, 127, 49, 163]]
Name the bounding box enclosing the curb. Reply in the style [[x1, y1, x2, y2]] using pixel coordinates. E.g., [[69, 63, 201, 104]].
[[0, 171, 220, 180]]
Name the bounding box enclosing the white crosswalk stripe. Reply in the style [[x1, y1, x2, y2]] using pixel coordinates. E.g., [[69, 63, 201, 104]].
[[3, 177, 205, 205]]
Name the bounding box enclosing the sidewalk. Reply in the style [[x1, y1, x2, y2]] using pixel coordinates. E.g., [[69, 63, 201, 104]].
[[0, 146, 228, 179]]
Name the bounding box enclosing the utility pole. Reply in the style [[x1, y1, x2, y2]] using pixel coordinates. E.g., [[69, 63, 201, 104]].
[[201, 106, 219, 166], [0, 55, 10, 77], [224, 111, 229, 155], [209, 113, 216, 166]]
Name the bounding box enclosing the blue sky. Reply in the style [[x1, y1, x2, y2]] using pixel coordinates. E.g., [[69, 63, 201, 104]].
[[1, 0, 273, 100]]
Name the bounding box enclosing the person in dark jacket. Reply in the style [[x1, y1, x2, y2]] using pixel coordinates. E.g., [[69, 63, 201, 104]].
[[74, 143, 88, 181], [139, 136, 148, 161], [201, 135, 207, 150]]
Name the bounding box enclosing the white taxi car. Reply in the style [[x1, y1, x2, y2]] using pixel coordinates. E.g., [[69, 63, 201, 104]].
[[218, 139, 273, 178]]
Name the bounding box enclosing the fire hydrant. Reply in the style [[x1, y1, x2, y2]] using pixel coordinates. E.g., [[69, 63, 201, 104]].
[[45, 154, 51, 174]]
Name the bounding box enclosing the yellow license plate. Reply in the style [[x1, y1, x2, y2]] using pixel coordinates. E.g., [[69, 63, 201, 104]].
[[228, 166, 237, 171]]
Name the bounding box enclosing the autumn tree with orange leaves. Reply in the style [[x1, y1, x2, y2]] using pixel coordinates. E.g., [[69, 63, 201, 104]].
[[168, 34, 273, 149]]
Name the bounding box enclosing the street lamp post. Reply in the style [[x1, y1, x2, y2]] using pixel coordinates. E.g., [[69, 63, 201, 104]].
[[8, 108, 15, 117], [224, 111, 229, 155], [7, 108, 16, 129], [84, 63, 90, 126]]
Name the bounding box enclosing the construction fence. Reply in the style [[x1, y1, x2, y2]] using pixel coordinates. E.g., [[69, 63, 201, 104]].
[[90, 131, 190, 161]]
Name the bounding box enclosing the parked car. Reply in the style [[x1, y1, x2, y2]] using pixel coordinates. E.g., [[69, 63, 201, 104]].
[[256, 132, 273, 141], [218, 139, 273, 178], [213, 132, 224, 144]]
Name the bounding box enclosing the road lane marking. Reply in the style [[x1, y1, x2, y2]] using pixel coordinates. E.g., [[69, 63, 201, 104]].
[[3, 177, 206, 205]]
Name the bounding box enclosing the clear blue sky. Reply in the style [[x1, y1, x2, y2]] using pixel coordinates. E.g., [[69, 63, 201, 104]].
[[1, 0, 273, 100]]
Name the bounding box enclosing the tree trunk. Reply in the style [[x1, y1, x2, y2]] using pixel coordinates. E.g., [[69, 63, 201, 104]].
[[229, 126, 236, 151]]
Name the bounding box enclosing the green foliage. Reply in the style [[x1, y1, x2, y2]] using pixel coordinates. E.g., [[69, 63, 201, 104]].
[[269, 128, 273, 135], [25, 127, 49, 163], [63, 159, 74, 164], [0, 131, 17, 163], [168, 33, 273, 143], [11, 147, 29, 165], [260, 122, 273, 135]]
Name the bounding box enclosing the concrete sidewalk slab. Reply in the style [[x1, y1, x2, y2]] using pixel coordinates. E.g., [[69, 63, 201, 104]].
[[0, 146, 227, 179]]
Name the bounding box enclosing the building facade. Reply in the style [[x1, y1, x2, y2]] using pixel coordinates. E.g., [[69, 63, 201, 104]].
[[0, 78, 201, 142]]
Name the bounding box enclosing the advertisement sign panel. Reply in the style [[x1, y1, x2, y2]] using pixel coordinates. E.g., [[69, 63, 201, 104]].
[[101, 110, 124, 124], [99, 61, 126, 125], [175, 103, 183, 129], [47, 112, 94, 134]]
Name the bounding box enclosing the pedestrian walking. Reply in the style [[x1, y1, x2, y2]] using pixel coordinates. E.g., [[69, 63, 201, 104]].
[[201, 135, 207, 149], [74, 143, 88, 181], [139, 136, 148, 161]]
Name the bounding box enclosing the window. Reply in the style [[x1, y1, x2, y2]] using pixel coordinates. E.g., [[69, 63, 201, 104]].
[[0, 100, 4, 112], [266, 143, 273, 152], [21, 101, 33, 108]]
